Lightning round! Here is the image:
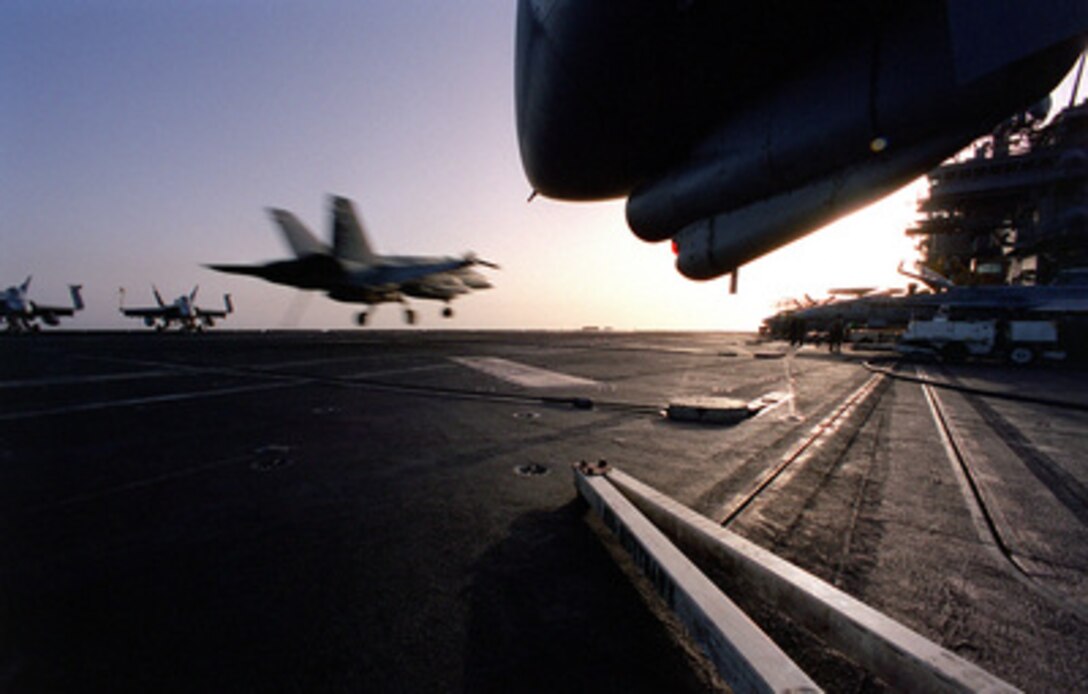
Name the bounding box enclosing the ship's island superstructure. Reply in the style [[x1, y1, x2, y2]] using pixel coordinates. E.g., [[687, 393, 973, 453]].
[[762, 96, 1088, 355]]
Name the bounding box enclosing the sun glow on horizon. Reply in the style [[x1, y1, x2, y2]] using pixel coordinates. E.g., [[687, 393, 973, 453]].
[[490, 178, 928, 332]]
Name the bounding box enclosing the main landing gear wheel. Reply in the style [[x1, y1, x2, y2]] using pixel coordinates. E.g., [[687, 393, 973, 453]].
[[442, 306, 453, 318], [356, 311, 368, 326], [403, 308, 417, 325]]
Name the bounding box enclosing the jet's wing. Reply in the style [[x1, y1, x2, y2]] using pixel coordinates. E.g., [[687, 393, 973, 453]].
[[195, 308, 229, 318], [29, 286, 83, 318], [205, 263, 266, 277], [401, 271, 472, 301], [30, 304, 76, 318], [205, 255, 344, 290], [1030, 298, 1088, 313], [196, 295, 233, 319], [897, 262, 955, 291], [364, 258, 474, 286], [121, 306, 175, 318], [828, 287, 877, 298]]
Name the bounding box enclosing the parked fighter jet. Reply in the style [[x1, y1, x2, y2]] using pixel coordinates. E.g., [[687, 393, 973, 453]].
[[767, 264, 1088, 341], [896, 267, 1088, 316], [207, 195, 497, 325], [120, 286, 232, 332], [1, 276, 84, 332], [515, 2, 1086, 282]]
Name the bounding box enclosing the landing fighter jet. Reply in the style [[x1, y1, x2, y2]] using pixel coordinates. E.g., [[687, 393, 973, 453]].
[[208, 195, 497, 325], [515, 2, 1086, 283], [120, 286, 233, 332], [1, 277, 84, 332]]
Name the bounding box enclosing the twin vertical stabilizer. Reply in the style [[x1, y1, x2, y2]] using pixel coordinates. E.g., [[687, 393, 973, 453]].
[[267, 198, 375, 265], [268, 209, 328, 258], [330, 196, 377, 264]]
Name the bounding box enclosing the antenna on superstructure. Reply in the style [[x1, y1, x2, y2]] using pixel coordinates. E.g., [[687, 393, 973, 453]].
[[1070, 52, 1086, 108]]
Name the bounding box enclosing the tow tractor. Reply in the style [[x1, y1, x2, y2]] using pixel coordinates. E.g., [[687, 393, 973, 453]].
[[896, 316, 1062, 365]]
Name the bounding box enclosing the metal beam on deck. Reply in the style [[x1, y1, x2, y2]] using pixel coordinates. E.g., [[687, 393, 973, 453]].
[[606, 468, 1021, 694], [573, 463, 821, 694]]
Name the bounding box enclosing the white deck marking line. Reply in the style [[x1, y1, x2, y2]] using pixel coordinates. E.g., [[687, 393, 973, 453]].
[[750, 391, 795, 420], [450, 356, 598, 388], [79, 354, 389, 382], [917, 370, 1002, 555], [0, 370, 174, 390], [0, 381, 304, 422], [0, 362, 456, 421], [345, 363, 456, 379]]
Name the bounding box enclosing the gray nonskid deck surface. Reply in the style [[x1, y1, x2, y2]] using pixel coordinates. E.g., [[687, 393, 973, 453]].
[[0, 331, 1085, 691]]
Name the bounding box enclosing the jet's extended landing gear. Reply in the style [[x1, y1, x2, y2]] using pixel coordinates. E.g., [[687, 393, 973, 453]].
[[356, 311, 369, 326], [403, 308, 417, 325], [442, 306, 454, 318]]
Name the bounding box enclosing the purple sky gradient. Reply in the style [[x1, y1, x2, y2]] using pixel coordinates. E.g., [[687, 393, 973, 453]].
[[3, 3, 1080, 330]]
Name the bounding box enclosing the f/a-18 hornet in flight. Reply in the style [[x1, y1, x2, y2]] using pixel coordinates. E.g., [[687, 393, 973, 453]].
[[1, 276, 84, 332], [207, 195, 497, 325], [515, 1, 1087, 285], [119, 286, 233, 332]]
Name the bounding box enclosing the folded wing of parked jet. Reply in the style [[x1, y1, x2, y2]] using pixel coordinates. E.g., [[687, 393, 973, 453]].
[[897, 261, 957, 292]]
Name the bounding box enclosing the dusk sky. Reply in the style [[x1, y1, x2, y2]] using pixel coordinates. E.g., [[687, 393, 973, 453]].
[[3, 3, 1080, 330]]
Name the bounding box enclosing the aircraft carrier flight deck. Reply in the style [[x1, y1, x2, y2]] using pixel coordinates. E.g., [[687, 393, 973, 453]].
[[2, 331, 1086, 692]]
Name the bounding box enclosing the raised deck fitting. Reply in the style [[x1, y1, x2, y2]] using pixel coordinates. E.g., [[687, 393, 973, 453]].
[[604, 467, 1021, 693], [573, 463, 821, 693], [665, 396, 753, 424]]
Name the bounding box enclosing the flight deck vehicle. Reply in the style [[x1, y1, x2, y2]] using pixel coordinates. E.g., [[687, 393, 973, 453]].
[[897, 317, 1061, 365]]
